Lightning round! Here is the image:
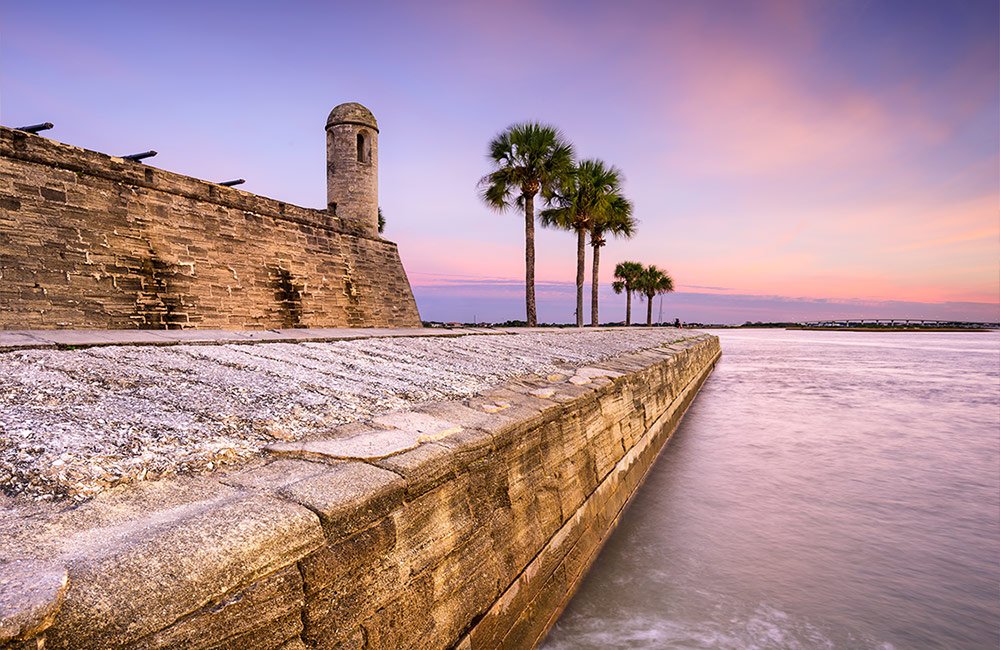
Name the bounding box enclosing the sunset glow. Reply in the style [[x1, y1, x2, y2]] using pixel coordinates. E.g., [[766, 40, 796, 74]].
[[3, 0, 996, 323]]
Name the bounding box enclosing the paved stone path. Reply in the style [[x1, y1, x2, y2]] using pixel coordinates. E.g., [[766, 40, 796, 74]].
[[0, 327, 490, 352], [0, 328, 697, 500]]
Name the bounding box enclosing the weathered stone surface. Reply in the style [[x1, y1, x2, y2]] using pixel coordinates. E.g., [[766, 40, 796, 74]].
[[0, 333, 721, 650], [44, 495, 323, 649], [278, 462, 406, 539], [371, 411, 464, 443], [219, 458, 337, 492], [326, 103, 378, 130], [0, 560, 67, 644], [299, 516, 401, 647], [0, 126, 419, 330], [573, 366, 623, 380], [354, 573, 435, 650], [464, 388, 554, 439], [269, 413, 468, 466], [426, 532, 503, 645], [412, 400, 507, 434], [391, 472, 480, 579], [373, 442, 460, 499], [130, 564, 305, 650], [277, 639, 310, 650], [267, 432, 423, 461]]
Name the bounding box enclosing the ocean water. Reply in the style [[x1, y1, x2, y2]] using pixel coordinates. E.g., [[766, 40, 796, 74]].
[[543, 329, 1000, 649]]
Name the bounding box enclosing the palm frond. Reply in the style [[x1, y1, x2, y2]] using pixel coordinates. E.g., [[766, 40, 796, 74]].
[[539, 205, 576, 230], [613, 260, 644, 290], [479, 122, 575, 214], [635, 264, 676, 298], [549, 158, 635, 239]]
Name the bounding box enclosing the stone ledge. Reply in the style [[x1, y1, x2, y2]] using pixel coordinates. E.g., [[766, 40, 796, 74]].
[[45, 494, 324, 649], [0, 328, 709, 502], [0, 332, 721, 649]]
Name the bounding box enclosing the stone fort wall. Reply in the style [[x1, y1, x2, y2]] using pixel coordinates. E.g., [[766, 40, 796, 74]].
[[0, 126, 421, 330], [0, 334, 721, 649]]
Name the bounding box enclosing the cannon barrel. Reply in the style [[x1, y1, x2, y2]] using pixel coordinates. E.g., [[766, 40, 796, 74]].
[[16, 122, 54, 134], [121, 150, 157, 162], [218, 179, 245, 187]]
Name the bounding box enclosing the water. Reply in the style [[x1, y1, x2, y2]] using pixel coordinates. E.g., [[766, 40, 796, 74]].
[[544, 329, 1000, 649]]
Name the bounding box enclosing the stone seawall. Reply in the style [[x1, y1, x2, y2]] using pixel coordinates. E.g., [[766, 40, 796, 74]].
[[0, 332, 720, 649], [0, 127, 420, 330]]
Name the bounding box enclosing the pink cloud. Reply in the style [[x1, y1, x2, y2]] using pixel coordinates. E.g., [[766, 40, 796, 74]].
[[647, 39, 948, 178]]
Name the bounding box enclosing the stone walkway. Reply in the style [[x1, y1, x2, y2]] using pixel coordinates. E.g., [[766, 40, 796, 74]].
[[0, 326, 491, 352], [0, 328, 697, 501]]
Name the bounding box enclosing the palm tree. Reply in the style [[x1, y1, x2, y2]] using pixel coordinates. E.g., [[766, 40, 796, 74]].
[[635, 265, 675, 326], [590, 203, 635, 326], [540, 159, 629, 328], [479, 123, 574, 327], [611, 260, 643, 326]]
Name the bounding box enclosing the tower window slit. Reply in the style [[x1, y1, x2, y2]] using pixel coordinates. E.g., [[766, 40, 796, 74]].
[[357, 133, 367, 163]]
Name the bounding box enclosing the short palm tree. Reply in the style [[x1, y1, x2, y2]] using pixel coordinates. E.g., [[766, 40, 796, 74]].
[[589, 204, 635, 326], [636, 265, 675, 326], [611, 260, 644, 326], [479, 123, 574, 327], [541, 159, 630, 328]]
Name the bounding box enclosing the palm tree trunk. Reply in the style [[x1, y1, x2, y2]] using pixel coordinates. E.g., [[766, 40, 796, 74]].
[[590, 244, 600, 327], [524, 193, 537, 327], [575, 228, 585, 328], [646, 294, 653, 326], [625, 290, 632, 326]]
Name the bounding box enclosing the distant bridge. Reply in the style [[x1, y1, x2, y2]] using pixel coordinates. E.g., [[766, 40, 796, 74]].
[[796, 319, 998, 329]]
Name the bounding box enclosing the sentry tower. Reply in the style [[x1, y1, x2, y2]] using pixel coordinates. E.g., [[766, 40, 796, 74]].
[[326, 102, 379, 237]]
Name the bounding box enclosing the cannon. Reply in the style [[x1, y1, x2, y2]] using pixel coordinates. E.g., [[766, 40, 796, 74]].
[[16, 122, 54, 134], [120, 150, 157, 162]]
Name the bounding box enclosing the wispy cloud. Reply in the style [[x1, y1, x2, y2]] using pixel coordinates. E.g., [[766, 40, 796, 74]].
[[683, 285, 735, 292], [412, 278, 999, 324]]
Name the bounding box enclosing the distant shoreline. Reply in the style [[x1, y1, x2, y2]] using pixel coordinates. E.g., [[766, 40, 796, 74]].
[[785, 326, 995, 332]]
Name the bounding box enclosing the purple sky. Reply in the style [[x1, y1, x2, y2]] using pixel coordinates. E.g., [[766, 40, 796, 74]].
[[2, 1, 997, 324]]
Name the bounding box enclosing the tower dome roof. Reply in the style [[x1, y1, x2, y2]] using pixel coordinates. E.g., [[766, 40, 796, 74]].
[[326, 102, 378, 131]]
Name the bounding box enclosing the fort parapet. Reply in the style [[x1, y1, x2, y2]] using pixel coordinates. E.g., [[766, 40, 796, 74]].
[[0, 104, 420, 330]]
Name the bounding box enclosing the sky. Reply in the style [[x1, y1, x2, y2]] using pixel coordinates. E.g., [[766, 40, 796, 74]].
[[2, 0, 997, 324]]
